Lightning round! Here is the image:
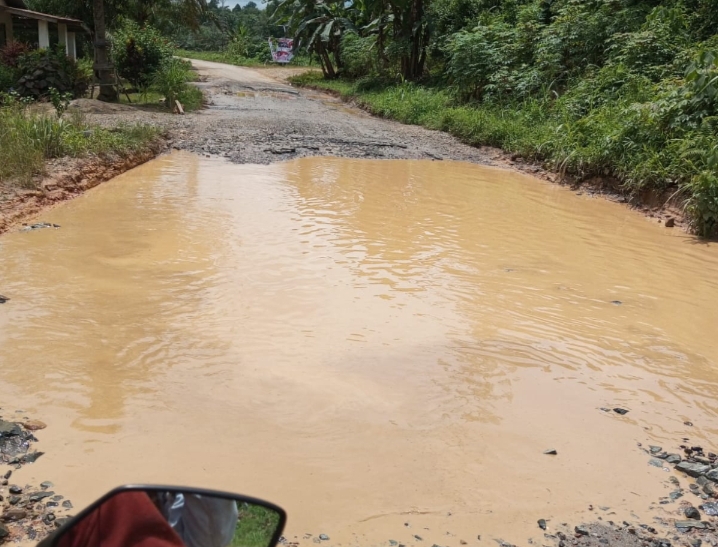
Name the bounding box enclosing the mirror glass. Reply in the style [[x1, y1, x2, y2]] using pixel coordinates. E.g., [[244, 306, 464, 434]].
[[53, 489, 284, 547]]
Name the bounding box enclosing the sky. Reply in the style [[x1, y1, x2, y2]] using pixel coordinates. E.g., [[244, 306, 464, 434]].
[[220, 0, 262, 7]]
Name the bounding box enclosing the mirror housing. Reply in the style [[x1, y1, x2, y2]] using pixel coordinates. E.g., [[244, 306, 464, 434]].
[[37, 485, 286, 547]]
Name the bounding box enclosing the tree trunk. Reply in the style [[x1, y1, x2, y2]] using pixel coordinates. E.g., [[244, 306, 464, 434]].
[[93, 0, 117, 102], [399, 0, 427, 80], [316, 43, 336, 79], [377, 24, 389, 69]]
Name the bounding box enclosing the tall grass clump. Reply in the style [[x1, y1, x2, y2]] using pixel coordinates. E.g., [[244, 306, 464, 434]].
[[0, 93, 161, 187], [153, 58, 204, 111]]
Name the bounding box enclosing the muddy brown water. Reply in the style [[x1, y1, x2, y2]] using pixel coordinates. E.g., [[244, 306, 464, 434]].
[[1, 152, 718, 546]]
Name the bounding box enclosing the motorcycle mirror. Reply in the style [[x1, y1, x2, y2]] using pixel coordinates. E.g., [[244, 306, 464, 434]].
[[37, 485, 287, 547]]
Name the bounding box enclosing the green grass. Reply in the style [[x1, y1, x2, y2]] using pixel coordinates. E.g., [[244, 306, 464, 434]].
[[231, 503, 281, 547], [290, 71, 718, 236], [291, 72, 555, 158], [0, 100, 162, 187]]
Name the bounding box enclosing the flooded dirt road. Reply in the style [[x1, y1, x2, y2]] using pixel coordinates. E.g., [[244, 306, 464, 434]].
[[1, 153, 718, 546]]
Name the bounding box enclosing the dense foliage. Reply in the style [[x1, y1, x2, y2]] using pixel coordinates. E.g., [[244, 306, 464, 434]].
[[112, 20, 174, 89], [168, 0, 280, 64], [0, 45, 90, 99], [25, 0, 212, 34], [284, 0, 718, 235]]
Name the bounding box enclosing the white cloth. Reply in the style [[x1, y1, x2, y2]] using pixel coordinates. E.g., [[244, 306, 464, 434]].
[[164, 493, 239, 547]]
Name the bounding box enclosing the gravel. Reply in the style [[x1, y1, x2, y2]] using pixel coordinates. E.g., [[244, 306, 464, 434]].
[[81, 60, 512, 169]]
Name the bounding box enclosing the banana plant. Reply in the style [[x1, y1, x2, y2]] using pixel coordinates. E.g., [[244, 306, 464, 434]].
[[273, 0, 356, 78]]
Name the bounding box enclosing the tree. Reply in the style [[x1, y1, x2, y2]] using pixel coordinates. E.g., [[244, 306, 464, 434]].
[[93, 0, 118, 101], [274, 0, 355, 78]]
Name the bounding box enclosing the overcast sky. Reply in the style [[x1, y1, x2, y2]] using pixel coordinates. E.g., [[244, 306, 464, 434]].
[[220, 0, 264, 7]]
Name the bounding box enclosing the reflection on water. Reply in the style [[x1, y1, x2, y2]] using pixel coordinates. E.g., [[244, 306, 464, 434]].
[[1, 152, 717, 545]]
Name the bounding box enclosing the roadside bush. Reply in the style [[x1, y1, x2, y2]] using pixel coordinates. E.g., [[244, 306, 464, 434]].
[[0, 42, 30, 68], [0, 64, 15, 92], [153, 58, 203, 111], [341, 33, 376, 78], [14, 47, 88, 99], [226, 24, 270, 63], [112, 20, 174, 90], [445, 23, 524, 101]]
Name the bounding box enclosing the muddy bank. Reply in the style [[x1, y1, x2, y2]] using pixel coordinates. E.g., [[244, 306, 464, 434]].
[[0, 139, 165, 236], [0, 415, 73, 544]]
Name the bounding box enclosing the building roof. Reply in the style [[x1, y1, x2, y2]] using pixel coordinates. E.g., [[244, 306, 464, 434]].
[[0, 3, 88, 33]]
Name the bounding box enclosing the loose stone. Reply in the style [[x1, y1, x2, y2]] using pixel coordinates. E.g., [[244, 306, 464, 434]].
[[675, 521, 706, 531], [613, 408, 629, 415], [675, 461, 711, 477], [22, 420, 47, 431], [2, 508, 27, 521]]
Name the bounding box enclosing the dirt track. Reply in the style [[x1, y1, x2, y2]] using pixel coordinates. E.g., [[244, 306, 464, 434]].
[[87, 59, 512, 166], [182, 59, 512, 164]]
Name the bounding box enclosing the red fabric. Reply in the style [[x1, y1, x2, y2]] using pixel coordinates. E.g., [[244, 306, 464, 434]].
[[58, 491, 186, 547]]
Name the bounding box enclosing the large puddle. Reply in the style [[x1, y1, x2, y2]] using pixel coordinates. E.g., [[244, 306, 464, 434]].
[[1, 152, 718, 545]]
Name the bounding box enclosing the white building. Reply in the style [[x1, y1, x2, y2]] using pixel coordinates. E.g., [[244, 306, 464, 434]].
[[0, 0, 87, 60]]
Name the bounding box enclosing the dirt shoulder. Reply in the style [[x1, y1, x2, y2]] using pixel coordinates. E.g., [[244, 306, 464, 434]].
[[0, 139, 165, 235]]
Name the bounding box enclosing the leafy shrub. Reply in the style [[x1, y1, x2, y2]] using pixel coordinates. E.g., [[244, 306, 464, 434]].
[[445, 22, 525, 100], [15, 47, 88, 99], [112, 20, 174, 89], [659, 50, 718, 129], [684, 160, 718, 236], [153, 58, 203, 111], [48, 87, 73, 118], [0, 42, 31, 68], [341, 33, 376, 78], [226, 27, 271, 63], [608, 7, 690, 81], [0, 64, 16, 92]]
